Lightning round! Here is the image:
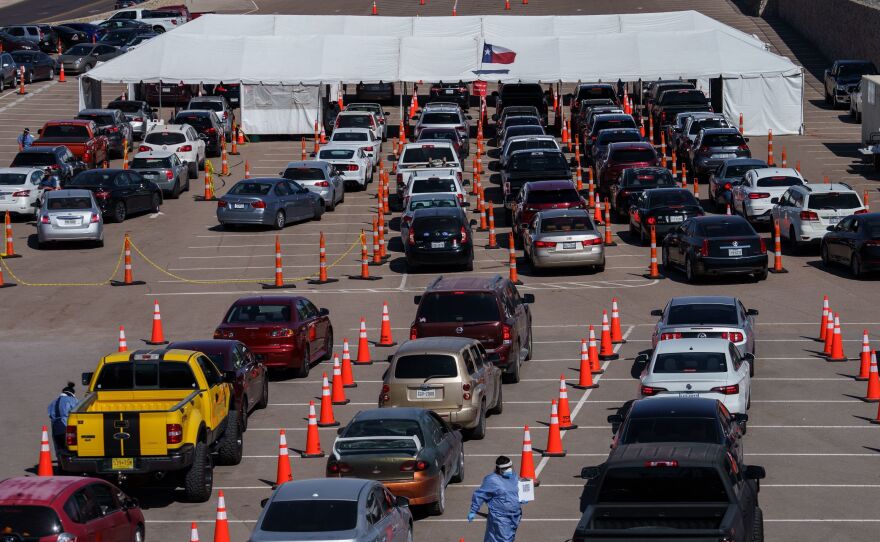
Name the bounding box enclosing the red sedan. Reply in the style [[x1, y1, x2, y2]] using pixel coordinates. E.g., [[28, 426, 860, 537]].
[[214, 296, 333, 378], [0, 476, 145, 542], [595, 142, 660, 195], [511, 180, 587, 240]]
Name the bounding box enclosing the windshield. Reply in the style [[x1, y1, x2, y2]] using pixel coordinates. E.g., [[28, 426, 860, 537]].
[[809, 192, 862, 210], [838, 63, 875, 77], [598, 467, 728, 503], [610, 148, 656, 163], [318, 149, 355, 160], [394, 354, 458, 379], [653, 352, 728, 373], [703, 134, 745, 147], [68, 171, 117, 187], [412, 179, 456, 194], [648, 191, 699, 208], [756, 176, 802, 188], [94, 362, 198, 390], [11, 153, 54, 166], [225, 303, 290, 323], [419, 292, 500, 323], [541, 215, 593, 232], [598, 131, 641, 145], [409, 196, 457, 211], [622, 170, 674, 187], [336, 115, 373, 129], [109, 101, 144, 113], [725, 164, 763, 178], [666, 303, 738, 326], [0, 173, 27, 185], [261, 501, 357, 533], [700, 220, 756, 237], [283, 168, 325, 182], [422, 113, 461, 125], [66, 44, 93, 55], [527, 188, 580, 204], [47, 196, 92, 210], [41, 124, 89, 139], [0, 506, 63, 538], [509, 152, 568, 173], [690, 119, 727, 135], [622, 417, 719, 445], [401, 147, 455, 164], [131, 157, 172, 169], [145, 132, 186, 145], [332, 132, 368, 142], [660, 90, 707, 105]]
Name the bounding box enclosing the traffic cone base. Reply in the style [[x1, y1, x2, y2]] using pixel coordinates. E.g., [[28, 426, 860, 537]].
[[864, 353, 880, 402], [262, 283, 296, 289], [349, 274, 382, 281]]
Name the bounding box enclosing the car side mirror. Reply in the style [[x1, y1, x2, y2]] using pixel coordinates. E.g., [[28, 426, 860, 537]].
[[770, 197, 779, 204], [309, 152, 316, 158], [733, 413, 749, 423], [522, 293, 535, 304], [396, 495, 410, 508], [37, 128, 42, 135], [319, 307, 330, 316], [742, 353, 755, 363], [827, 225, 836, 231], [413, 295, 422, 304], [747, 308, 759, 316], [491, 91, 499, 98], [745, 465, 766, 480], [260, 498, 269, 508], [580, 466, 600, 480], [635, 353, 649, 364], [650, 309, 663, 317], [337, 426, 346, 435], [81, 372, 93, 386], [744, 137, 750, 142], [384, 111, 390, 116], [491, 114, 499, 121], [607, 414, 623, 424]]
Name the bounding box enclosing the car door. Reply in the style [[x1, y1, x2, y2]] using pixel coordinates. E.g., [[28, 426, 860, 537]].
[[28, 170, 44, 206], [295, 299, 319, 362], [238, 344, 263, 410], [87, 483, 131, 542], [425, 413, 454, 479], [826, 217, 851, 261], [196, 354, 228, 430], [469, 345, 494, 408], [364, 487, 396, 542], [65, 487, 120, 542], [737, 300, 756, 355], [271, 180, 294, 218], [666, 222, 685, 265], [728, 342, 749, 406], [126, 171, 151, 211], [286, 180, 310, 219], [717, 401, 742, 464], [302, 298, 329, 359], [505, 283, 528, 353]]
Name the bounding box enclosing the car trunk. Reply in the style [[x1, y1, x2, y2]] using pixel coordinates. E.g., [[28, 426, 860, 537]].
[[221, 196, 264, 212], [647, 205, 701, 225], [45, 209, 95, 230], [335, 451, 419, 482], [650, 375, 730, 396], [659, 326, 744, 341], [535, 232, 601, 254], [410, 216, 464, 250], [133, 168, 173, 185], [705, 235, 763, 258], [218, 323, 289, 341]]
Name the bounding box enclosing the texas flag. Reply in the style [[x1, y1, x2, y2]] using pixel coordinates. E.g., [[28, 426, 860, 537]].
[[482, 43, 517, 65]]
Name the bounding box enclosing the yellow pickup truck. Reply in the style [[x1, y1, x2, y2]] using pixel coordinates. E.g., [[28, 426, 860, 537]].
[[59, 349, 243, 502]]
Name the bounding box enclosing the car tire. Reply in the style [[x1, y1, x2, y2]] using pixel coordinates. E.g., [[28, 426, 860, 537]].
[[1, 77, 5, 91], [296, 346, 310, 379], [150, 193, 161, 214], [463, 258, 474, 272], [820, 242, 831, 267], [326, 192, 336, 212], [134, 525, 144, 542], [273, 210, 285, 230], [94, 238, 104, 248], [525, 327, 533, 361], [824, 90, 832, 105], [488, 383, 503, 415], [322, 327, 333, 361], [169, 181, 181, 199], [26, 71, 32, 84], [639, 226, 648, 246], [685, 256, 699, 283], [851, 254, 864, 279], [182, 440, 213, 503], [450, 449, 465, 483], [48, 69, 54, 81], [255, 376, 269, 410], [188, 162, 197, 179], [502, 348, 521, 384], [752, 507, 764, 542], [595, 261, 606, 272], [184, 176, 190, 192], [198, 157, 205, 171], [755, 266, 768, 281], [111, 201, 126, 223], [83, 63, 93, 73], [216, 412, 243, 466], [429, 479, 446, 516], [239, 401, 248, 432], [313, 202, 323, 221], [662, 246, 671, 269], [468, 402, 487, 440], [153, 26, 165, 33]]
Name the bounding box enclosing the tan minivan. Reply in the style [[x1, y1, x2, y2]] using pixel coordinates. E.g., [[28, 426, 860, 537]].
[[380, 337, 502, 439]]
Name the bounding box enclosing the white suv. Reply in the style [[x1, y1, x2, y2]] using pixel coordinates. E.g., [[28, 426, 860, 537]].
[[771, 183, 867, 250], [140, 124, 206, 179], [401, 169, 467, 211], [732, 168, 805, 223]]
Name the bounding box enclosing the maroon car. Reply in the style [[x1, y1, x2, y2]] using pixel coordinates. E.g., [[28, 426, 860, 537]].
[[511, 180, 587, 240], [214, 296, 333, 378], [0, 476, 145, 542], [167, 339, 268, 429], [596, 141, 660, 194]]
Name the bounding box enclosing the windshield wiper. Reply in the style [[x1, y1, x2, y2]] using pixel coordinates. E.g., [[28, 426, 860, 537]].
[[423, 374, 448, 383]]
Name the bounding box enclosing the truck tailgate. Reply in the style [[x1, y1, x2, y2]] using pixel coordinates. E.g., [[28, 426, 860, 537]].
[[578, 504, 730, 539]]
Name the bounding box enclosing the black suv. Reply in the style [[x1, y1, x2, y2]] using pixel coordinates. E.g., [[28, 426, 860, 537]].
[[574, 443, 765, 542], [10, 146, 86, 184], [76, 108, 133, 159], [494, 83, 549, 127], [173, 110, 223, 157], [404, 206, 474, 272], [411, 275, 535, 383], [429, 81, 470, 108]]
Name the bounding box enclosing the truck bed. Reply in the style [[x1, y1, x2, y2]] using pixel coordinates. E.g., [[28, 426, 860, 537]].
[[79, 391, 195, 413], [576, 503, 729, 540]]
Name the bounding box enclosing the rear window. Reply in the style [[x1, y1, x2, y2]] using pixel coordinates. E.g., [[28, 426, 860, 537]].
[[505, 117, 540, 128], [145, 132, 186, 145], [394, 354, 458, 379], [622, 418, 719, 445], [598, 467, 729, 503], [283, 168, 325, 182], [838, 63, 876, 77], [412, 179, 456, 194], [700, 220, 756, 237], [756, 176, 802, 188], [509, 152, 568, 172], [0, 173, 27, 185], [648, 191, 699, 207], [409, 197, 458, 211], [418, 292, 500, 323], [690, 119, 727, 135], [725, 164, 763, 178], [11, 153, 55, 167], [190, 101, 223, 112], [344, 419, 423, 440], [77, 114, 115, 126], [666, 303, 738, 326], [419, 131, 457, 142], [508, 140, 557, 154], [401, 147, 455, 164], [576, 86, 617, 101], [174, 115, 211, 129], [108, 101, 144, 113], [505, 126, 544, 139], [660, 90, 707, 105], [412, 215, 460, 234], [260, 501, 357, 533], [131, 157, 172, 169], [541, 216, 593, 232], [609, 148, 656, 163], [68, 171, 116, 187], [66, 45, 92, 55], [809, 192, 862, 210], [40, 124, 89, 139], [94, 362, 198, 390], [622, 171, 675, 187], [501, 84, 543, 97], [702, 134, 745, 147], [332, 132, 368, 142], [228, 182, 272, 196], [318, 149, 355, 160], [336, 115, 373, 128], [225, 304, 291, 323], [653, 352, 728, 373], [0, 506, 63, 538], [597, 131, 641, 145], [593, 118, 637, 133], [47, 196, 92, 210], [422, 113, 461, 125], [526, 188, 580, 204]]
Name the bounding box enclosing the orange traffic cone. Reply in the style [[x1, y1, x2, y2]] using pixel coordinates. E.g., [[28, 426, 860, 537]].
[[244, 160, 250, 179], [739, 112, 744, 134], [145, 299, 168, 345], [356, 317, 373, 364], [541, 400, 566, 457], [603, 200, 615, 246], [58, 64, 65, 82], [213, 491, 230, 542], [111, 233, 144, 286], [865, 352, 880, 402], [189, 522, 199, 542], [302, 401, 325, 457], [275, 429, 293, 486], [573, 338, 597, 389], [341, 339, 356, 387], [610, 297, 625, 344], [350, 230, 381, 281], [823, 307, 835, 355], [857, 330, 871, 381], [508, 233, 522, 285], [599, 310, 618, 360], [505, 0, 511, 10], [118, 325, 128, 352], [263, 235, 293, 289], [645, 225, 662, 279], [375, 301, 396, 347], [593, 196, 603, 225], [588, 325, 602, 374], [485, 206, 498, 248], [331, 355, 349, 405], [819, 295, 830, 342], [557, 375, 577, 430], [309, 232, 338, 284], [767, 129, 774, 165], [317, 372, 339, 427], [370, 218, 382, 266], [37, 425, 53, 476], [768, 220, 787, 273], [827, 313, 847, 362], [4, 211, 20, 258], [519, 425, 539, 485], [301, 137, 307, 161], [0, 258, 12, 287], [237, 127, 245, 145]]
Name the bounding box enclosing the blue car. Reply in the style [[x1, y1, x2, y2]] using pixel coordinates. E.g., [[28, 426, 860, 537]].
[[707, 158, 768, 211], [217, 177, 323, 230]]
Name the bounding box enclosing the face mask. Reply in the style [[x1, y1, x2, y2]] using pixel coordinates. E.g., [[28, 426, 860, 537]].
[[501, 468, 514, 478]]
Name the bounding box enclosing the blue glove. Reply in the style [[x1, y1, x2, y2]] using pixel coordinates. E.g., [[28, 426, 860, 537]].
[[467, 512, 476, 522]]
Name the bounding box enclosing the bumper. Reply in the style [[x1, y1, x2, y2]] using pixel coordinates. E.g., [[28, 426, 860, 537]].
[[531, 246, 605, 268], [743, 203, 773, 221], [340, 172, 365, 187], [696, 255, 768, 275], [435, 405, 480, 429], [217, 208, 273, 226], [0, 198, 36, 215], [383, 475, 442, 505], [487, 344, 513, 367], [38, 223, 102, 242], [306, 186, 333, 202], [59, 444, 195, 475], [799, 224, 831, 243], [406, 245, 473, 266], [249, 344, 302, 368]]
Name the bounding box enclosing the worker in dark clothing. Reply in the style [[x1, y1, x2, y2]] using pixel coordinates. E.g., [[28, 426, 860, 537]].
[[47, 382, 77, 457]]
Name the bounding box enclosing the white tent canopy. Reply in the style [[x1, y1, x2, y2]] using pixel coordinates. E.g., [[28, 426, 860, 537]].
[[81, 11, 803, 135]]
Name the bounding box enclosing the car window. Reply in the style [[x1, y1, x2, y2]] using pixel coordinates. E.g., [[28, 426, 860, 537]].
[[112, 173, 130, 187], [69, 489, 100, 523], [88, 483, 119, 517], [653, 352, 728, 373], [622, 417, 718, 444], [756, 175, 802, 188], [196, 355, 223, 387], [274, 182, 290, 196], [418, 292, 501, 323], [261, 500, 357, 532], [808, 192, 861, 210], [374, 488, 390, 516], [228, 182, 271, 196], [394, 354, 457, 379], [666, 303, 738, 325], [424, 414, 444, 445], [462, 349, 476, 375], [283, 167, 325, 182], [729, 343, 742, 371], [145, 131, 186, 145], [365, 492, 380, 525], [295, 299, 310, 321], [225, 303, 291, 323], [230, 346, 244, 369], [470, 346, 486, 369]]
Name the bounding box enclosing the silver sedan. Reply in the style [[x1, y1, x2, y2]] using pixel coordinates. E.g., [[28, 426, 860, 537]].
[[37, 189, 104, 248], [282, 160, 345, 211], [250, 478, 413, 542], [217, 177, 323, 230], [523, 208, 605, 271]]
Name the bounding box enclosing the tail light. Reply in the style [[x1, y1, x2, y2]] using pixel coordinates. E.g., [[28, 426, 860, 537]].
[[659, 332, 682, 340], [400, 460, 429, 472], [66, 426, 77, 446], [408, 228, 415, 245], [83, 151, 91, 163], [865, 240, 880, 247], [748, 192, 770, 199], [661, 112, 666, 122], [251, 200, 266, 208], [462, 382, 471, 400], [699, 145, 709, 152], [214, 329, 234, 339], [459, 86, 468, 92], [460, 226, 468, 243], [502, 324, 512, 345], [646, 216, 656, 225], [344, 164, 359, 171], [759, 238, 767, 254], [314, 180, 330, 187], [133, 117, 143, 122], [855, 209, 869, 215], [364, 146, 374, 152], [205, 128, 217, 135], [380, 384, 390, 403], [166, 423, 183, 444], [139, 145, 150, 151], [723, 183, 732, 191], [217, 200, 228, 208], [95, 190, 111, 200], [402, 215, 412, 226], [645, 460, 678, 467], [47, 164, 60, 170], [178, 145, 192, 152], [711, 384, 740, 395], [269, 328, 295, 337], [720, 331, 745, 342], [700, 239, 709, 257], [90, 213, 99, 223], [11, 190, 29, 197], [582, 238, 602, 247], [328, 461, 352, 474], [410, 325, 418, 340], [534, 240, 557, 248], [40, 214, 50, 224], [222, 112, 228, 120], [107, 126, 119, 133], [171, 19, 178, 25], [165, 170, 174, 180], [800, 210, 819, 221], [738, 143, 749, 151], [640, 385, 667, 396]]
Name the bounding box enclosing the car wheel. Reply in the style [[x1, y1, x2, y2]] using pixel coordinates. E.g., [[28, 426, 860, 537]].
[[820, 242, 831, 267], [313, 202, 323, 221], [450, 449, 465, 483], [134, 525, 144, 542], [216, 411, 243, 465], [94, 238, 104, 248], [524, 327, 533, 361], [150, 193, 161, 213], [255, 376, 269, 410], [428, 479, 446, 516], [502, 348, 521, 384], [295, 346, 310, 379], [239, 401, 248, 432], [83, 63, 93, 72], [326, 192, 336, 211], [639, 226, 648, 246], [153, 26, 165, 33], [468, 402, 487, 440], [273, 210, 286, 230], [0, 77, 5, 91], [857, 111, 862, 122], [851, 254, 864, 279], [662, 246, 670, 269], [182, 440, 213, 503], [752, 507, 764, 542], [26, 71, 32, 84], [788, 227, 801, 254], [463, 258, 474, 272], [188, 162, 197, 179], [685, 256, 698, 283], [48, 69, 54, 81], [198, 157, 205, 171], [339, 188, 345, 204], [755, 266, 768, 281], [184, 176, 190, 192], [169, 181, 181, 199], [112, 201, 126, 223], [824, 90, 832, 105]]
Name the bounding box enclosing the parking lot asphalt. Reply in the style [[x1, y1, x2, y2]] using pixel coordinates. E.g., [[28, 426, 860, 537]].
[[1, 1, 879, 541]]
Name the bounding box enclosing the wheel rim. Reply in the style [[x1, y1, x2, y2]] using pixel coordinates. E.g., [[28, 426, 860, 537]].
[[115, 202, 125, 222], [152, 194, 160, 211], [135, 529, 143, 542], [276, 212, 284, 228], [853, 256, 861, 276]]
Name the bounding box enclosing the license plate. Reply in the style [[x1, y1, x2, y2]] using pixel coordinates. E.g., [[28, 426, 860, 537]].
[[827, 216, 841, 225], [668, 215, 684, 223], [232, 203, 245, 209], [562, 242, 577, 249], [728, 248, 743, 256], [0, 195, 7, 200], [63, 219, 78, 225], [142, 173, 155, 178], [714, 153, 735, 159], [678, 392, 699, 398], [111, 457, 134, 470], [416, 389, 437, 399], [162, 88, 171, 93], [445, 89, 454, 94], [431, 241, 445, 248]]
